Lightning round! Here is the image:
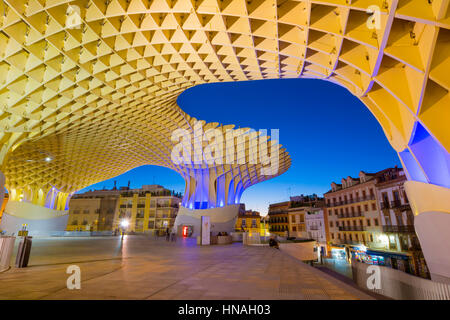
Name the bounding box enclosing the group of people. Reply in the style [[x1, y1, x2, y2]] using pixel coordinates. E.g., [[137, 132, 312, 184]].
[[269, 237, 279, 249], [217, 232, 229, 236], [165, 227, 176, 242]]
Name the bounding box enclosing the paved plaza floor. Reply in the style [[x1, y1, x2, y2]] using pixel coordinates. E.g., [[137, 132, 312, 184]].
[[0, 236, 374, 300]]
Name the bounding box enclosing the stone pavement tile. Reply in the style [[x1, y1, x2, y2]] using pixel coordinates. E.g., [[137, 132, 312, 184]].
[[1, 236, 374, 300]]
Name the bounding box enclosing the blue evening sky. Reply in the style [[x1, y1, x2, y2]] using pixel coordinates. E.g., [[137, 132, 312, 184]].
[[79, 79, 401, 215]]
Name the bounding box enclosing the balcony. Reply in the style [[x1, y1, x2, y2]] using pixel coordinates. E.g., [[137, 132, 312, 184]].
[[383, 225, 415, 233], [339, 225, 366, 231], [390, 200, 410, 211], [338, 212, 363, 219], [309, 226, 319, 231], [327, 195, 376, 207], [156, 204, 179, 209], [380, 202, 390, 210], [340, 239, 361, 245], [137, 203, 145, 208]]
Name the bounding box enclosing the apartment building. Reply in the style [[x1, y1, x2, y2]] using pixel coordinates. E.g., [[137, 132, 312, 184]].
[[324, 170, 383, 250], [268, 195, 324, 238], [67, 184, 181, 234], [113, 185, 181, 235], [67, 188, 123, 231], [287, 206, 307, 238], [377, 168, 418, 251], [268, 201, 289, 236], [324, 167, 429, 278], [235, 210, 261, 234], [305, 207, 327, 255]]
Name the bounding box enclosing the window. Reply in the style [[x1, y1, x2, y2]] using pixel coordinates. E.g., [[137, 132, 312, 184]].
[[357, 206, 361, 214], [393, 190, 400, 201], [331, 233, 334, 239], [374, 218, 379, 226], [330, 221, 334, 227], [71, 220, 78, 225], [371, 203, 376, 210], [334, 209, 338, 216], [364, 204, 369, 211], [370, 234, 374, 242], [367, 219, 371, 226]]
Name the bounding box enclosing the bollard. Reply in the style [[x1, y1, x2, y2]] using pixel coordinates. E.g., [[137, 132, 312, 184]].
[[15, 236, 32, 268]]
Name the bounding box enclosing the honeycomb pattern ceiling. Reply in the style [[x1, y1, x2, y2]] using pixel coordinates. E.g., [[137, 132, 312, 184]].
[[0, 0, 449, 197]]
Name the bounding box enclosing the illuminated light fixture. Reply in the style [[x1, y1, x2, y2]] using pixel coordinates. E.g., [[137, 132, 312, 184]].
[[120, 219, 129, 228], [45, 157, 52, 162], [182, 226, 188, 237]]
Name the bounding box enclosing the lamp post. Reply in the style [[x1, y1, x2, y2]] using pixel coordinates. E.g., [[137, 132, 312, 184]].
[[120, 219, 129, 240]]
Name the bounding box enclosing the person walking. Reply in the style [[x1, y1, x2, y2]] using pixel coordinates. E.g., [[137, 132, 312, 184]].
[[170, 227, 176, 242], [165, 227, 170, 241]]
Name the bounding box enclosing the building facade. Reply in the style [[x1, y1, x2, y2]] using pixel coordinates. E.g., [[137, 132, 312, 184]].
[[268, 201, 289, 236], [268, 195, 324, 238], [67, 184, 181, 234], [235, 210, 261, 234], [67, 188, 123, 232], [113, 185, 181, 235], [305, 207, 327, 255], [324, 167, 429, 279], [287, 206, 307, 238], [324, 171, 383, 250]]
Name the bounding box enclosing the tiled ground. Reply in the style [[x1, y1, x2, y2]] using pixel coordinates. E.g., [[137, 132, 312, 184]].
[[0, 236, 373, 300]]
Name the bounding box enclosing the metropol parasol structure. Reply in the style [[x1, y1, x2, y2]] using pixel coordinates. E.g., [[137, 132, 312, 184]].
[[0, 0, 449, 282]]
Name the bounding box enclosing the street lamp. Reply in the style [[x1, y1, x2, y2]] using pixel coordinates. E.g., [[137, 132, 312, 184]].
[[120, 219, 129, 239], [120, 219, 129, 228]]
